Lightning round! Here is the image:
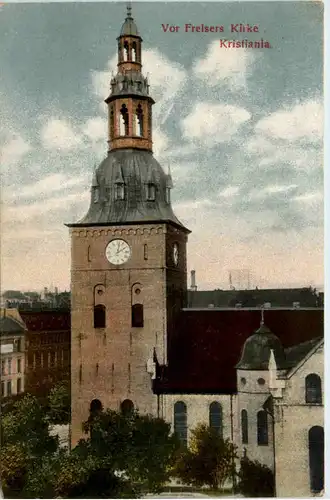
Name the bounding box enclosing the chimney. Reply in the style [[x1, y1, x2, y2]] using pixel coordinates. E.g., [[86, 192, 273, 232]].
[[190, 270, 197, 291]]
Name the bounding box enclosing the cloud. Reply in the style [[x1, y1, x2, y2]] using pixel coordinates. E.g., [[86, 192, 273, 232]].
[[181, 102, 251, 144], [294, 191, 323, 203], [7, 173, 87, 200], [3, 191, 90, 223], [193, 40, 257, 90], [0, 134, 32, 166], [82, 117, 107, 142], [263, 184, 298, 195], [255, 99, 323, 143], [153, 127, 169, 158], [219, 186, 240, 198], [41, 118, 83, 150]]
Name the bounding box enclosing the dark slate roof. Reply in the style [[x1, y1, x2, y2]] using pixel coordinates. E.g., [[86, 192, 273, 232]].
[[187, 287, 321, 308], [155, 308, 324, 394], [236, 324, 286, 370], [284, 337, 323, 369], [0, 316, 26, 335], [108, 72, 152, 101], [68, 149, 188, 231], [20, 310, 70, 331]]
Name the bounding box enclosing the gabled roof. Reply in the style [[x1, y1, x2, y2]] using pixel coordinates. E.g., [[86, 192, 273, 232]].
[[20, 310, 70, 332], [285, 337, 324, 378], [0, 316, 26, 335], [154, 308, 324, 394]]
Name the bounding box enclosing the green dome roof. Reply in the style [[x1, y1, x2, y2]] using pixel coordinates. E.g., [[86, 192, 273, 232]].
[[236, 323, 286, 370], [120, 13, 139, 37]]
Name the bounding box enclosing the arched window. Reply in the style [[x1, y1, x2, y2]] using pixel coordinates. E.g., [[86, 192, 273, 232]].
[[123, 40, 129, 61], [306, 374, 322, 404], [309, 426, 324, 493], [132, 303, 143, 328], [119, 104, 129, 136], [136, 104, 143, 137], [209, 402, 223, 436], [241, 409, 248, 444], [94, 304, 106, 329], [257, 410, 268, 445], [115, 182, 125, 201], [121, 399, 134, 415], [174, 401, 187, 446], [132, 42, 137, 61], [90, 399, 103, 413]]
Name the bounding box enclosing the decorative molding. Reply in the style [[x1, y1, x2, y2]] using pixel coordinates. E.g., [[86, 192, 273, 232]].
[[72, 225, 167, 238]]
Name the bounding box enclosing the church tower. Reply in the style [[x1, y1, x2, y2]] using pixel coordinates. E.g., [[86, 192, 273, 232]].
[[67, 6, 189, 446]]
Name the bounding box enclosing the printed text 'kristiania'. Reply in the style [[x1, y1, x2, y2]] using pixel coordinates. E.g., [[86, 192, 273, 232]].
[[161, 23, 260, 33]]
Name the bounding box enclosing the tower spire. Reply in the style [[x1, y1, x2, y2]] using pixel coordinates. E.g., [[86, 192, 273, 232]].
[[126, 0, 132, 19]]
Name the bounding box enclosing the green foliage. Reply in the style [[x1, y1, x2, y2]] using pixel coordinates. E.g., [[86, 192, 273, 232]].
[[238, 455, 275, 497], [82, 408, 180, 494], [1, 397, 180, 498], [1, 393, 58, 456], [47, 381, 71, 425], [174, 423, 237, 490]]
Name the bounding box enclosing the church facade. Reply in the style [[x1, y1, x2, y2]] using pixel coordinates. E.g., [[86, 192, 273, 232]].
[[67, 9, 324, 497]]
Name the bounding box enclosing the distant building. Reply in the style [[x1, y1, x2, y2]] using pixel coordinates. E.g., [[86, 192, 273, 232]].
[[187, 286, 322, 309], [20, 310, 70, 399], [0, 309, 26, 401]]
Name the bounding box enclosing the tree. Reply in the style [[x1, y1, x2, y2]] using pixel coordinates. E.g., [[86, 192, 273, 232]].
[[47, 381, 70, 425], [174, 423, 237, 490], [81, 408, 180, 494], [1, 393, 58, 457], [238, 455, 275, 497]]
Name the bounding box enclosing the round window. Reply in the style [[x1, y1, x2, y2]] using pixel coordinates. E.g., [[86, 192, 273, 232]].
[[257, 377, 266, 385], [241, 377, 247, 385]]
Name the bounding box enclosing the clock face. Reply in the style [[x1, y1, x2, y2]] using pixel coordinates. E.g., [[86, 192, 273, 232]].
[[105, 239, 131, 265], [173, 243, 179, 266]]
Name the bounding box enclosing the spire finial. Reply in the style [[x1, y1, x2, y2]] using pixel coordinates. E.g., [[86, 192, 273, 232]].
[[260, 307, 264, 326], [127, 1, 132, 18]]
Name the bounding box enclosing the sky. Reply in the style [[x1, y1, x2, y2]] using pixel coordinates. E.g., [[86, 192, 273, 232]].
[[0, 1, 324, 292]]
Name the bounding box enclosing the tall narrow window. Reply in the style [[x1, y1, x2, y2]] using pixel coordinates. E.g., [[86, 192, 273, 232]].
[[1, 381, 4, 397], [94, 304, 106, 329], [174, 401, 187, 446], [166, 187, 171, 204], [306, 374, 322, 404], [7, 381, 11, 397], [1, 360, 5, 375], [93, 188, 99, 204], [8, 358, 12, 375], [17, 339, 21, 352], [241, 410, 248, 444], [136, 104, 143, 137], [132, 303, 144, 328], [309, 426, 324, 493], [144, 244, 148, 260], [209, 402, 223, 436], [17, 378, 22, 394], [257, 410, 268, 445], [132, 42, 137, 61], [123, 41, 129, 61], [115, 182, 125, 200], [146, 183, 156, 201], [119, 104, 129, 136], [79, 364, 82, 384], [110, 108, 115, 138]]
